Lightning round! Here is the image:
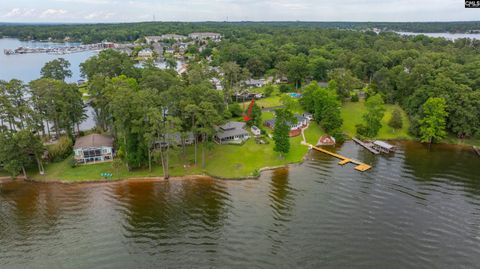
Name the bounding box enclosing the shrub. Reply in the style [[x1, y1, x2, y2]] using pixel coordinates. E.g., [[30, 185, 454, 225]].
[[229, 103, 243, 117], [279, 84, 292, 93], [263, 84, 274, 97], [351, 92, 359, 102], [47, 136, 73, 162], [69, 158, 77, 168]]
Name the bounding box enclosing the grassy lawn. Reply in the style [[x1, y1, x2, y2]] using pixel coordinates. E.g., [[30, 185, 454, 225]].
[[341, 100, 412, 140], [30, 122, 324, 181], [243, 95, 283, 108], [204, 122, 323, 178]]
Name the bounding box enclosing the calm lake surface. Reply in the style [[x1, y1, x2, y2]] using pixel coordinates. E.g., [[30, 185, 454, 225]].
[[0, 38, 96, 83], [1, 141, 479, 268]]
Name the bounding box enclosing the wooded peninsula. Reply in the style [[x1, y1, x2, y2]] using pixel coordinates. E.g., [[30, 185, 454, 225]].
[[0, 22, 479, 181]]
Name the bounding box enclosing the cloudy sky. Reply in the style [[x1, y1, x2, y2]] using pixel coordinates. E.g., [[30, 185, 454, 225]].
[[0, 0, 478, 23]]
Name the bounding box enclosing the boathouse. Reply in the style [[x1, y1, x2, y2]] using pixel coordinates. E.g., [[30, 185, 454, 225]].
[[317, 135, 336, 146], [372, 140, 396, 153]]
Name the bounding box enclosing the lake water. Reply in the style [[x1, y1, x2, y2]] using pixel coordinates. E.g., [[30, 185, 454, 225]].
[[0, 38, 96, 83], [396, 32, 480, 41], [1, 141, 479, 268]]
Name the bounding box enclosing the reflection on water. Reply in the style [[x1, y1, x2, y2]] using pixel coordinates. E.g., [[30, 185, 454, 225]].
[[1, 142, 480, 268], [0, 38, 96, 83]]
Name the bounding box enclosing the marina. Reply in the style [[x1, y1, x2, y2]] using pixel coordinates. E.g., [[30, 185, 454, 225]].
[[3, 42, 115, 55]]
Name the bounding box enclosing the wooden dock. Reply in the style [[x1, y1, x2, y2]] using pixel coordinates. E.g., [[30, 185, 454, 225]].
[[305, 143, 372, 172], [352, 137, 380, 155]]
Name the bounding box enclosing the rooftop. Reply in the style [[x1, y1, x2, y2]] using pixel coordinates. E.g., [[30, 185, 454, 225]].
[[74, 134, 113, 149], [218, 121, 245, 131], [373, 140, 395, 149]]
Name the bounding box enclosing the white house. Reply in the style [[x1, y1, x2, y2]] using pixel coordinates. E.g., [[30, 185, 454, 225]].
[[251, 125, 261, 136], [138, 48, 153, 58], [244, 79, 266, 88], [189, 32, 222, 41], [74, 134, 114, 164], [161, 34, 188, 41], [145, 36, 162, 44], [211, 77, 223, 90]]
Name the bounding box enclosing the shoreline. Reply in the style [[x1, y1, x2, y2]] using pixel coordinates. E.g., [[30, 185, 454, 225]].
[[0, 164, 295, 185], [0, 139, 476, 185]]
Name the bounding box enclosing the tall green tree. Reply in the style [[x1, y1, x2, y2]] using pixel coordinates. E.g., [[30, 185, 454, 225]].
[[278, 54, 309, 90], [356, 94, 385, 138], [273, 108, 294, 158], [0, 129, 44, 178], [80, 49, 138, 80], [388, 108, 403, 131], [40, 58, 72, 81], [327, 68, 363, 99], [419, 97, 448, 144]]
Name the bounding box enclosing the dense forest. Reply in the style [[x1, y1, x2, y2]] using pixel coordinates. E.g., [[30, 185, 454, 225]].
[[1, 22, 480, 177], [2, 21, 480, 43]]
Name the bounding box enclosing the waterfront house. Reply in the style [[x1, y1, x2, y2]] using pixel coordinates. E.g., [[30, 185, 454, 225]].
[[214, 121, 250, 144], [303, 112, 313, 121], [264, 114, 309, 137], [372, 140, 396, 153], [155, 132, 195, 148], [74, 134, 114, 164]]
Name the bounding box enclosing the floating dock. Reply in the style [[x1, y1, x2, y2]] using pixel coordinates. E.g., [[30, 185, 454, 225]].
[[305, 142, 372, 172], [352, 137, 380, 154]]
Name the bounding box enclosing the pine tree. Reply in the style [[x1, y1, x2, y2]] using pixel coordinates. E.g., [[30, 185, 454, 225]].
[[388, 108, 403, 131], [273, 109, 293, 158]]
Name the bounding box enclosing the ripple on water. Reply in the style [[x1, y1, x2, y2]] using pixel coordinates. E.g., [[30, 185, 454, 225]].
[[1, 142, 480, 268]]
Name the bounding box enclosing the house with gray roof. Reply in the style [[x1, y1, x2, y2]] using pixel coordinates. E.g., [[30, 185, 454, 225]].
[[214, 121, 250, 144], [264, 114, 309, 137], [73, 134, 114, 164]]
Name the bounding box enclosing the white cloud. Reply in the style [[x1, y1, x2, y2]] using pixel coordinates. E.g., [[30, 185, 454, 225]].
[[40, 9, 68, 18], [54, 0, 115, 4], [3, 8, 37, 18], [84, 11, 115, 20], [0, 0, 478, 22]]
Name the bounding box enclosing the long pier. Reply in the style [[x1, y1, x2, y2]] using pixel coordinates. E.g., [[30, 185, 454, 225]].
[[352, 137, 380, 154], [303, 142, 372, 172]]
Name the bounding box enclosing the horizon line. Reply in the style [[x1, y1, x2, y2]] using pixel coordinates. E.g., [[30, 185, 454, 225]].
[[1, 20, 480, 25]]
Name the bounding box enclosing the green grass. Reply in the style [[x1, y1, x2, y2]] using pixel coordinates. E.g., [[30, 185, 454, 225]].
[[341, 100, 412, 140], [31, 122, 324, 181], [245, 95, 282, 108]]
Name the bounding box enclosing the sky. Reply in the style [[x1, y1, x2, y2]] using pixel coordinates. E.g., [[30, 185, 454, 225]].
[[0, 0, 478, 23]]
